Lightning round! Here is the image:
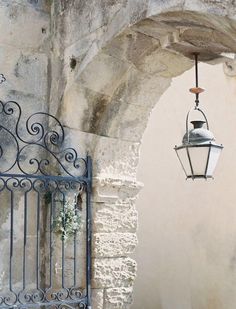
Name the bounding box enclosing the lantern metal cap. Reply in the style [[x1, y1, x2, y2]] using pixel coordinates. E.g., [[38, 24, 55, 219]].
[[182, 120, 215, 145]]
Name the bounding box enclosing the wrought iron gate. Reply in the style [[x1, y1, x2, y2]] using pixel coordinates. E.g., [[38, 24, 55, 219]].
[[0, 101, 92, 309]]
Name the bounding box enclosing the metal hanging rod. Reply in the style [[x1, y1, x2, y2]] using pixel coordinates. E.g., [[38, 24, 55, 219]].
[[189, 53, 205, 108]]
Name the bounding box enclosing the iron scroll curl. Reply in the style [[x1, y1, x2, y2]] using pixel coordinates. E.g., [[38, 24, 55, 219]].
[[0, 100, 92, 309], [0, 100, 87, 178]]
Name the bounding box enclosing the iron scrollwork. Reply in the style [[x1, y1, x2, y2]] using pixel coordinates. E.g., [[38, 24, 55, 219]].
[[0, 100, 92, 309], [0, 74, 6, 84], [0, 100, 87, 178]]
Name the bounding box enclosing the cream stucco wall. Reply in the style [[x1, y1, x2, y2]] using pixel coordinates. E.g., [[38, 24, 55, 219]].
[[133, 63, 236, 309]]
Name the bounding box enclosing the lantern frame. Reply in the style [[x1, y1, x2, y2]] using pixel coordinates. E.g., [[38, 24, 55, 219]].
[[175, 142, 223, 180], [174, 52, 223, 181]]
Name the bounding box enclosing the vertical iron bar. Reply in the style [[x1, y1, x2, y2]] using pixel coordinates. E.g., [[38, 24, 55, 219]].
[[205, 146, 211, 178], [36, 191, 40, 289], [86, 156, 92, 309], [62, 192, 65, 288], [186, 148, 194, 179], [195, 53, 198, 88], [9, 190, 14, 291], [194, 53, 199, 106], [49, 190, 53, 288], [73, 193, 77, 287], [23, 191, 28, 289]]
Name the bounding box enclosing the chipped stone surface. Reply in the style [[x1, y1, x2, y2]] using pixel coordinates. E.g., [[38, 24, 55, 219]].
[[104, 287, 133, 309], [93, 258, 137, 288], [93, 137, 140, 179], [93, 177, 143, 203], [93, 202, 138, 233], [93, 233, 138, 257]]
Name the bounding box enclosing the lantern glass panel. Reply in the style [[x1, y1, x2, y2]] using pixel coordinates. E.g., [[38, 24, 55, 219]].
[[176, 147, 191, 176], [206, 146, 222, 176], [188, 146, 209, 176]]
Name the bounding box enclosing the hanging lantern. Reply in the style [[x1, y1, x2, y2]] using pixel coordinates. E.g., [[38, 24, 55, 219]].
[[174, 53, 223, 180]]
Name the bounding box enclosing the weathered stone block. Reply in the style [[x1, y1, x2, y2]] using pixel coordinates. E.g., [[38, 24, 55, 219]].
[[56, 0, 128, 47], [92, 289, 104, 309], [0, 236, 38, 289], [147, 0, 184, 16], [2, 92, 47, 117], [14, 53, 48, 98], [92, 137, 140, 179], [112, 67, 171, 108], [103, 30, 159, 66], [78, 53, 130, 97], [93, 232, 138, 257], [128, 0, 148, 24], [92, 177, 143, 203], [0, 47, 48, 100], [0, 3, 49, 49], [62, 128, 95, 161], [53, 255, 86, 288], [97, 99, 151, 142], [93, 202, 138, 233], [62, 128, 140, 179], [92, 257, 137, 288], [61, 84, 110, 133], [134, 48, 192, 77], [184, 0, 230, 16], [104, 287, 133, 309], [132, 18, 175, 40]]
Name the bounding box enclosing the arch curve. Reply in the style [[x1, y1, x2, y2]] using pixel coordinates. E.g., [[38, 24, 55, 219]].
[[54, 3, 236, 181], [50, 3, 236, 308]]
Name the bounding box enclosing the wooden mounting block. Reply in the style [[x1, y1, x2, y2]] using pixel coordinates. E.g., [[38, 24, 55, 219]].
[[189, 87, 205, 94]]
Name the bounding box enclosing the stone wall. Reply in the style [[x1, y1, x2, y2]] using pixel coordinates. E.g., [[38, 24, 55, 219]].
[[0, 0, 51, 293], [1, 0, 236, 308], [50, 1, 236, 308]]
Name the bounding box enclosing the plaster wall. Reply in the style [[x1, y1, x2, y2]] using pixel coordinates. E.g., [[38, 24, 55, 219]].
[[133, 63, 236, 309]]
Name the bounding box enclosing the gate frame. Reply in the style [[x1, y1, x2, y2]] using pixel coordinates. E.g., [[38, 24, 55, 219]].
[[0, 100, 93, 309]]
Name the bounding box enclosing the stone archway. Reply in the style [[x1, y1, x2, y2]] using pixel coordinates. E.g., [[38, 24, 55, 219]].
[[49, 2, 236, 308]]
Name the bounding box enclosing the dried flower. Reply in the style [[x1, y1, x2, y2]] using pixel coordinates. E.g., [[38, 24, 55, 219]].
[[54, 195, 82, 242]]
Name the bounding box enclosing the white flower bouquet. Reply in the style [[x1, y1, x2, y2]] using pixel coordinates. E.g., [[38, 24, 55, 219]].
[[54, 195, 82, 242]]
